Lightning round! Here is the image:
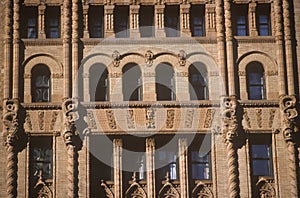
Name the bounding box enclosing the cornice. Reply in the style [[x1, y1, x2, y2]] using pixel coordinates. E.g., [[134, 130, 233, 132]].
[[239, 100, 279, 107], [22, 102, 62, 110], [22, 39, 63, 46], [235, 36, 276, 44]]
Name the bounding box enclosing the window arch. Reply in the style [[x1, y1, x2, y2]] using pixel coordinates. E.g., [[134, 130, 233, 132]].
[[89, 63, 109, 101], [122, 63, 142, 101], [189, 63, 208, 100], [156, 63, 175, 101], [31, 64, 51, 102], [246, 62, 265, 100]]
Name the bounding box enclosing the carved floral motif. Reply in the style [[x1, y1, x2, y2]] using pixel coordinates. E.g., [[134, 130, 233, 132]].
[[166, 109, 175, 128], [146, 108, 155, 129]]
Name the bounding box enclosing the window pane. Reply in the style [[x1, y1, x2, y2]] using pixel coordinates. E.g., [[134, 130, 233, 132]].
[[252, 145, 270, 158], [249, 86, 263, 100], [248, 72, 263, 85], [252, 160, 271, 176]]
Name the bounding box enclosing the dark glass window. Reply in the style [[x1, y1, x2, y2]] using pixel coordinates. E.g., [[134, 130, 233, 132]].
[[190, 5, 205, 37], [89, 6, 104, 38], [246, 62, 265, 100], [191, 151, 211, 180], [89, 64, 109, 101], [157, 151, 178, 180], [122, 63, 142, 101], [114, 6, 129, 38], [189, 63, 208, 100], [233, 5, 248, 36], [139, 6, 154, 37], [165, 5, 179, 37], [31, 65, 51, 102], [45, 7, 61, 38], [257, 4, 271, 36], [21, 7, 38, 38], [156, 63, 175, 101]]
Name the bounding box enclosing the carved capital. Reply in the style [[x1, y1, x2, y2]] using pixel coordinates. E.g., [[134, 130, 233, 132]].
[[145, 50, 154, 67], [178, 50, 187, 67]]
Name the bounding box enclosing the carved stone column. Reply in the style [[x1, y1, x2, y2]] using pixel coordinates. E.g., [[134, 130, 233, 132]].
[[2, 99, 26, 198], [104, 5, 115, 38], [62, 98, 81, 198], [249, 2, 258, 36], [274, 0, 287, 95], [113, 139, 123, 198], [12, 0, 20, 99], [282, 0, 295, 95], [224, 0, 235, 96], [178, 138, 189, 198], [155, 4, 165, 37], [82, 3, 89, 38], [221, 96, 240, 198], [38, 3, 46, 38], [215, 0, 227, 95], [146, 138, 155, 197], [63, 0, 71, 98], [4, 0, 12, 99], [279, 95, 299, 197], [180, 4, 191, 36], [206, 4, 216, 36], [72, 0, 79, 97], [130, 5, 140, 37]]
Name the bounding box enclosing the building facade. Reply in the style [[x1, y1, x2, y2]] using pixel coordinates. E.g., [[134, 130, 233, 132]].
[[0, 0, 300, 197]]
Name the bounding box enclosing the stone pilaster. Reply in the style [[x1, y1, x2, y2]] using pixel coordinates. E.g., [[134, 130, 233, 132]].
[[130, 5, 140, 37], [180, 4, 191, 36], [155, 4, 165, 37], [146, 138, 155, 197], [283, 0, 295, 95], [83, 3, 89, 38], [178, 138, 188, 198], [274, 0, 287, 95], [206, 4, 216, 36], [12, 0, 20, 99], [72, 0, 79, 97], [113, 139, 122, 198], [221, 96, 240, 198], [279, 95, 299, 197], [224, 0, 235, 96], [38, 3, 46, 38], [104, 5, 115, 38], [63, 0, 71, 98], [249, 2, 258, 36]]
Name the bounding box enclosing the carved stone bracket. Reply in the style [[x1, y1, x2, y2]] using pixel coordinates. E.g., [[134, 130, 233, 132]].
[[178, 50, 187, 66], [112, 51, 121, 67], [101, 180, 115, 198], [145, 50, 154, 67]]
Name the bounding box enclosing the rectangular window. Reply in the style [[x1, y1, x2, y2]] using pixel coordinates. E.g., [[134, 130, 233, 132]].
[[165, 5, 180, 37], [21, 6, 38, 38], [139, 6, 154, 37], [89, 6, 104, 38], [114, 6, 129, 38], [257, 4, 271, 36], [233, 4, 248, 36], [45, 7, 61, 38], [190, 5, 205, 37]]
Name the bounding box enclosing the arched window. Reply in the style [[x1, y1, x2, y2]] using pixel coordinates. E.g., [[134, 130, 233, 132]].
[[122, 63, 142, 101], [189, 63, 208, 100], [246, 62, 265, 100], [89, 64, 109, 101], [31, 64, 51, 102], [156, 63, 175, 101]]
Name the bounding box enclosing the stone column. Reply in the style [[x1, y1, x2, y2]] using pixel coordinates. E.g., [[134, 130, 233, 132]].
[[146, 138, 155, 197], [206, 4, 216, 36], [274, 0, 287, 95], [283, 0, 295, 95], [83, 3, 89, 38], [215, 0, 227, 95], [155, 4, 165, 37], [72, 0, 79, 97], [224, 0, 235, 96], [104, 5, 115, 38], [249, 2, 258, 36], [178, 138, 188, 198], [38, 4, 46, 38], [63, 0, 71, 98], [4, 0, 12, 99], [180, 4, 191, 36], [279, 95, 299, 197], [12, 0, 20, 99], [62, 98, 81, 198], [113, 139, 123, 198], [130, 5, 140, 37], [221, 96, 240, 198]]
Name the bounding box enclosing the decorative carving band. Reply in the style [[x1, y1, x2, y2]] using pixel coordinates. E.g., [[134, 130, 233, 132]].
[[106, 110, 117, 130], [166, 109, 175, 129], [146, 108, 155, 129]]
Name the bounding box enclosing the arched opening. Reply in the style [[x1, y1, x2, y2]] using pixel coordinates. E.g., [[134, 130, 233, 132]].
[[246, 62, 265, 100], [89, 63, 109, 101], [31, 64, 51, 102], [156, 63, 175, 101], [122, 63, 142, 101], [189, 63, 208, 100]]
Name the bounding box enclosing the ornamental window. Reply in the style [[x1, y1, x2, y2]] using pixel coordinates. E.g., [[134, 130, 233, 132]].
[[246, 62, 266, 100], [189, 63, 208, 100], [31, 64, 51, 102]]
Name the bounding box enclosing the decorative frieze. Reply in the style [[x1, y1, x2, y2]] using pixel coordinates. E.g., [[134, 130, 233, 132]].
[[166, 109, 175, 129], [185, 109, 194, 128], [204, 109, 215, 128], [146, 108, 155, 129], [38, 111, 45, 130], [126, 110, 136, 129], [106, 109, 117, 130]]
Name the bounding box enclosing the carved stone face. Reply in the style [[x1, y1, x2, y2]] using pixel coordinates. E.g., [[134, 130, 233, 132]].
[[64, 131, 73, 144], [283, 128, 293, 141], [226, 131, 236, 141]]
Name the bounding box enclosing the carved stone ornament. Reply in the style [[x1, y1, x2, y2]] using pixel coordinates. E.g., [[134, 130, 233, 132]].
[[145, 50, 154, 66], [146, 108, 155, 129], [158, 172, 180, 198], [112, 50, 121, 67], [106, 110, 117, 130], [255, 177, 276, 198], [101, 180, 114, 198], [178, 50, 187, 66], [192, 182, 213, 198], [33, 171, 53, 198], [279, 95, 299, 142], [125, 172, 147, 198], [221, 96, 238, 143], [166, 109, 175, 128]]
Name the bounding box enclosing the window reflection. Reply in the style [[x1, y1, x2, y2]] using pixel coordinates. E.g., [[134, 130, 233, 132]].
[[31, 65, 51, 102], [189, 63, 208, 100], [246, 62, 265, 100], [191, 151, 211, 180]]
